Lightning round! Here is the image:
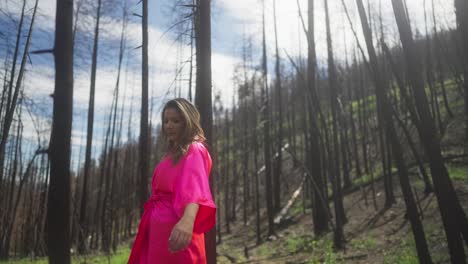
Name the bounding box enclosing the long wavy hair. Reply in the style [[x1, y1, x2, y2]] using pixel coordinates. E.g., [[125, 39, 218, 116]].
[[161, 98, 206, 163]]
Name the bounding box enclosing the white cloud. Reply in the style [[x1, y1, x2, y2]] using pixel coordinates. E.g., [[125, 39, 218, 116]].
[[214, 0, 456, 65], [212, 53, 242, 106]]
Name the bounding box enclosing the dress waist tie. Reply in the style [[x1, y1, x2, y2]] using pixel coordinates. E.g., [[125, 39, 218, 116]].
[[127, 193, 172, 264]]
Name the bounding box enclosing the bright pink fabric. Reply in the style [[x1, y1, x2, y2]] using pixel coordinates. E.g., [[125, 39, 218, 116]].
[[128, 142, 216, 264]]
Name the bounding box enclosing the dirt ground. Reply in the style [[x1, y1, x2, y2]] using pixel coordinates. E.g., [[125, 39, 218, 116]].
[[216, 169, 468, 264]]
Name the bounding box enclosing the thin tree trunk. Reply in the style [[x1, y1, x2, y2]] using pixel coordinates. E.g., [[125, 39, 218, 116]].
[[349, 71, 361, 178], [241, 41, 250, 226], [272, 0, 283, 213], [78, 0, 102, 253], [261, 0, 275, 238], [102, 13, 126, 252], [251, 78, 261, 245], [357, 62, 370, 175], [139, 0, 150, 216], [103, 75, 122, 250], [423, 0, 443, 134], [91, 102, 113, 249], [304, 0, 328, 236], [391, 105, 433, 194], [188, 0, 195, 102], [324, 0, 345, 249], [231, 104, 238, 222], [432, 0, 453, 119], [224, 109, 230, 233]]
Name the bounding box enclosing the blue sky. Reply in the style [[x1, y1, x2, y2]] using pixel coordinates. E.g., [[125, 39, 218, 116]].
[[0, 0, 456, 170]]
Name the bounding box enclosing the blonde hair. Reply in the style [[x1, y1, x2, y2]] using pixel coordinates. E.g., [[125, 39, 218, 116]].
[[161, 98, 206, 163]]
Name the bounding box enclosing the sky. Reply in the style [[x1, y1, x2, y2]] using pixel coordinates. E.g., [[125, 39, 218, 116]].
[[0, 0, 456, 170]]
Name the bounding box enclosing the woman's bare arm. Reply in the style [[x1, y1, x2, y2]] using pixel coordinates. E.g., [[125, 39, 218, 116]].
[[169, 203, 199, 253]]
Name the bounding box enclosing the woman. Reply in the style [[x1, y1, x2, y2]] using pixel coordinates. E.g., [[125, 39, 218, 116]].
[[128, 98, 216, 264]]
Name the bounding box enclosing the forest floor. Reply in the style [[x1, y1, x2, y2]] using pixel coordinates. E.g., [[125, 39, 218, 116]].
[[4, 165, 467, 264], [216, 163, 468, 264]]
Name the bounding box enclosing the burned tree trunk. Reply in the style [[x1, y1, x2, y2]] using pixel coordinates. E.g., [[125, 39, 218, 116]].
[[78, 0, 102, 253], [194, 0, 216, 262], [47, 0, 74, 262], [139, 0, 150, 215], [272, 0, 283, 213], [261, 0, 275, 238], [323, 0, 345, 249]]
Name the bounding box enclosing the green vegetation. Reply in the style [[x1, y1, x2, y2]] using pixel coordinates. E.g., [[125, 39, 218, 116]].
[[257, 243, 271, 256], [382, 222, 451, 264], [285, 235, 313, 253], [447, 164, 468, 183], [383, 237, 418, 264], [290, 198, 305, 216], [353, 173, 374, 185], [0, 259, 47, 264], [349, 93, 377, 113], [353, 165, 398, 186], [217, 235, 250, 263], [306, 240, 337, 264], [0, 247, 131, 264], [350, 236, 377, 250]]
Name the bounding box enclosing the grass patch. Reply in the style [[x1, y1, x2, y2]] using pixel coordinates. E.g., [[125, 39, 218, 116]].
[[278, 233, 338, 264], [290, 199, 305, 216], [383, 235, 418, 264], [447, 164, 468, 183], [0, 247, 131, 264], [306, 240, 337, 264], [353, 172, 379, 185], [411, 177, 427, 191], [257, 243, 271, 256], [353, 165, 399, 186], [350, 236, 377, 250], [0, 258, 48, 264], [354, 174, 372, 185], [285, 235, 313, 253]]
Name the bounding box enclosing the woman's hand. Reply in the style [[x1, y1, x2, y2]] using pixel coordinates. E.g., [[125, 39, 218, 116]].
[[169, 203, 199, 253], [168, 216, 194, 252]]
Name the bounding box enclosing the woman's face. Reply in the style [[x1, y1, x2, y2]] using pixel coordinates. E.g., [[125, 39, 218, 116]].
[[163, 107, 184, 143]]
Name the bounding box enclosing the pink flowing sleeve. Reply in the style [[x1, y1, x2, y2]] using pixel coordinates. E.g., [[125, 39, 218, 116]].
[[173, 142, 216, 233]]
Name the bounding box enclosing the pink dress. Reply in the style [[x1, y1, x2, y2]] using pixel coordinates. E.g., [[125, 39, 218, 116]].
[[128, 142, 216, 264]]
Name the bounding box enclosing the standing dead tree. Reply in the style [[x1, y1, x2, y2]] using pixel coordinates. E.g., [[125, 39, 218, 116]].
[[261, 0, 275, 238], [323, 0, 345, 250], [47, 0, 74, 263], [455, 0, 468, 143], [194, 0, 216, 262], [272, 0, 283, 214], [139, 0, 150, 216], [78, 0, 102, 253]]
